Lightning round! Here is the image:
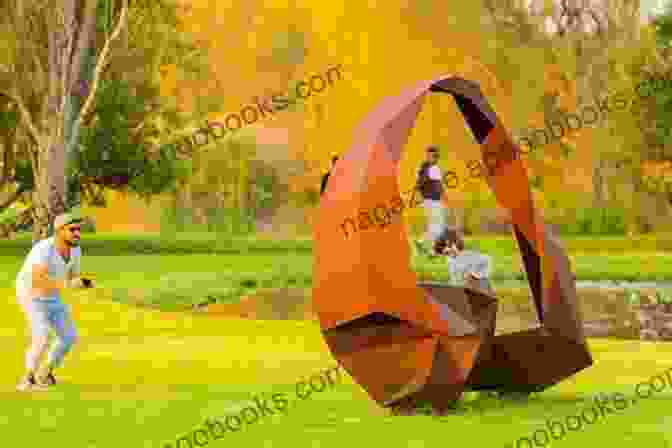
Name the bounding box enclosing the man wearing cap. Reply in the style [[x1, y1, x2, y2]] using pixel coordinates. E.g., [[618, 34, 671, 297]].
[[15, 212, 94, 391], [415, 146, 448, 253]]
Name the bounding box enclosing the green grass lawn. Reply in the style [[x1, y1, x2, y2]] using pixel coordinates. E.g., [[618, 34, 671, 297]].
[[2, 233, 671, 447], [1, 252, 670, 311], [1, 232, 671, 311], [1, 290, 671, 448]]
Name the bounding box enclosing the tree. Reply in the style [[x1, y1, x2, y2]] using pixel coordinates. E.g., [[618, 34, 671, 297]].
[[0, 75, 191, 233], [0, 0, 130, 242], [0, 97, 26, 212], [166, 9, 310, 231], [0, 0, 218, 239], [484, 0, 642, 200], [637, 2, 672, 206], [76, 76, 190, 206]]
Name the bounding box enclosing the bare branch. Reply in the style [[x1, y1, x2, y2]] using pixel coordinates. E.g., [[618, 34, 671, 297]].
[[75, 0, 129, 131], [0, 205, 33, 237], [0, 184, 27, 212], [16, 206, 34, 224], [31, 48, 48, 90], [586, 9, 603, 36], [69, 0, 99, 92], [0, 127, 16, 186], [56, 4, 73, 118], [0, 92, 40, 147], [0, 148, 9, 187], [23, 138, 40, 177]]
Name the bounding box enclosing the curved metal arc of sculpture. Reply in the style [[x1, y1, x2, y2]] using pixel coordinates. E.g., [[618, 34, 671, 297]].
[[313, 75, 592, 410]]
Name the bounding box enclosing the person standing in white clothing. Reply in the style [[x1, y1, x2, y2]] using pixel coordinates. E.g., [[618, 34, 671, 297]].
[[433, 227, 493, 294], [415, 146, 448, 252], [15, 212, 95, 391]]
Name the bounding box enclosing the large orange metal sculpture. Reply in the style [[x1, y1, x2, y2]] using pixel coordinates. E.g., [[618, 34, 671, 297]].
[[312, 76, 593, 413]]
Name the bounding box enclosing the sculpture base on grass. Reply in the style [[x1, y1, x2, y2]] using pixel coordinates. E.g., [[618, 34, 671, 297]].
[[323, 283, 592, 413]]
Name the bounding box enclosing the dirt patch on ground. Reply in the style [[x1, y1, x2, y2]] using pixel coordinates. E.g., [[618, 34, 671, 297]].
[[200, 287, 657, 339], [203, 288, 315, 320], [493, 288, 641, 338]]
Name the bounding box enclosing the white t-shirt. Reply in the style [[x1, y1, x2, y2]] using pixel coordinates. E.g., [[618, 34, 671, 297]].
[[428, 165, 442, 180], [447, 250, 491, 285], [15, 237, 81, 300]]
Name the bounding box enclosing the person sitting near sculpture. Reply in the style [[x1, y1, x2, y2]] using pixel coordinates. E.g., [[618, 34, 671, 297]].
[[432, 227, 493, 294]]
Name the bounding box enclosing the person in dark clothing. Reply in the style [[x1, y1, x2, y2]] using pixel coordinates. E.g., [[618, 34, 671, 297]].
[[320, 155, 339, 195], [414, 146, 447, 253]]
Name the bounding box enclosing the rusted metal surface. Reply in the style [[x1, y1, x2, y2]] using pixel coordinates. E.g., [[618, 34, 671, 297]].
[[312, 76, 593, 410]]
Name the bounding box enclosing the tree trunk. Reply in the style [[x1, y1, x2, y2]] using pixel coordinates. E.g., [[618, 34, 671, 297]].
[[64, 1, 102, 211], [31, 0, 109, 241], [32, 135, 68, 243]]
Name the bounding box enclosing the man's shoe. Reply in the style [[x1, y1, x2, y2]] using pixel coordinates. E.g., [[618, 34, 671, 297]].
[[16, 374, 48, 392]]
